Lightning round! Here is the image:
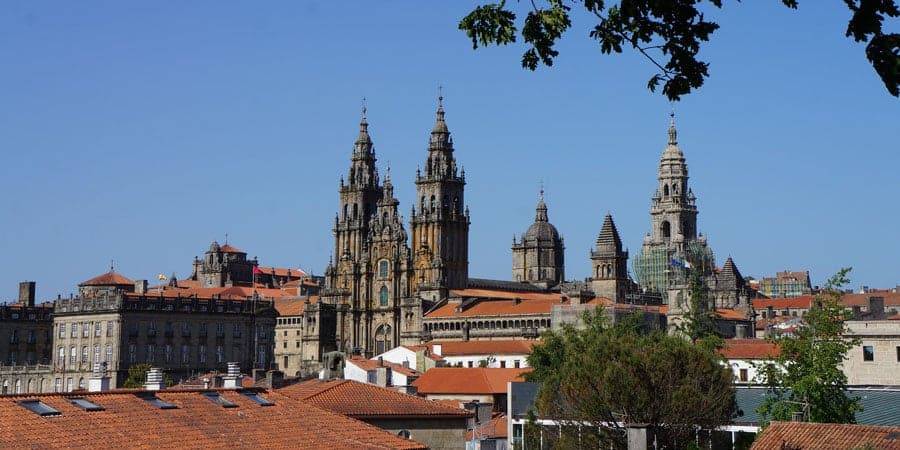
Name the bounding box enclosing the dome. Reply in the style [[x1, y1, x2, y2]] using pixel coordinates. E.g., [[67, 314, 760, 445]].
[[522, 191, 562, 243], [523, 220, 561, 242]]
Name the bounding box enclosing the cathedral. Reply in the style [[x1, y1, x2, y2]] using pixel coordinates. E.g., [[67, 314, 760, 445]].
[[303, 101, 751, 362]]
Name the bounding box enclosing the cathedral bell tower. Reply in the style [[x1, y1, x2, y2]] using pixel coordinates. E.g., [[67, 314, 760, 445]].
[[590, 214, 628, 301], [410, 96, 469, 296]]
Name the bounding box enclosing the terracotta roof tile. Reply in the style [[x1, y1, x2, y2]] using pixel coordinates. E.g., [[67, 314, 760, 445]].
[[426, 289, 571, 318], [273, 297, 319, 316], [79, 271, 134, 287], [716, 308, 750, 320], [428, 340, 537, 356], [412, 368, 530, 395], [468, 416, 508, 439], [279, 379, 471, 420], [0, 388, 426, 449], [218, 244, 244, 253], [254, 266, 309, 278], [347, 356, 420, 377], [751, 421, 900, 450], [718, 339, 780, 359]]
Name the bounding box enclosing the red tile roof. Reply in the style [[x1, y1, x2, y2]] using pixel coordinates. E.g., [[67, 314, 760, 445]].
[[0, 388, 426, 449], [124, 285, 293, 301], [428, 340, 537, 356], [79, 271, 134, 287], [273, 296, 319, 316], [753, 292, 900, 310], [718, 339, 780, 359], [751, 421, 900, 450], [426, 290, 575, 318], [255, 266, 309, 278], [218, 244, 244, 253], [279, 379, 471, 420], [412, 368, 531, 395], [752, 296, 816, 309], [716, 308, 750, 320]]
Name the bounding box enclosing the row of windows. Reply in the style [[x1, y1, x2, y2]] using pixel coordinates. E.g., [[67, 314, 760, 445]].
[[57, 345, 113, 366], [127, 343, 232, 365], [57, 321, 114, 339], [125, 321, 249, 339], [425, 318, 550, 332], [861, 345, 900, 362]]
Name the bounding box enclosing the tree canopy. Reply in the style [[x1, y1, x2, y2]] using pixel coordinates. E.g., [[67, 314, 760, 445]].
[[524, 308, 736, 448], [757, 268, 862, 424], [459, 1, 900, 100]]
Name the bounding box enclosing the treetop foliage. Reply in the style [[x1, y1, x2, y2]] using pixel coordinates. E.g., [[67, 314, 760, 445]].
[[459, 1, 900, 100], [525, 308, 736, 448]]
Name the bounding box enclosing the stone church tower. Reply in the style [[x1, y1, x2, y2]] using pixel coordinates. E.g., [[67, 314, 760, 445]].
[[321, 107, 414, 356], [633, 114, 714, 302], [590, 214, 628, 301], [512, 190, 564, 287], [410, 97, 470, 299]]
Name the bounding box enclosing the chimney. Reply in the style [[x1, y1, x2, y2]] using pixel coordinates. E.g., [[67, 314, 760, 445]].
[[265, 370, 284, 389], [145, 367, 166, 391], [223, 362, 243, 389], [868, 296, 885, 319], [766, 305, 774, 319], [18, 281, 36, 307], [791, 411, 805, 422], [134, 280, 148, 295], [626, 424, 651, 450], [88, 362, 110, 392], [378, 356, 384, 367], [432, 344, 442, 356], [735, 324, 747, 339]]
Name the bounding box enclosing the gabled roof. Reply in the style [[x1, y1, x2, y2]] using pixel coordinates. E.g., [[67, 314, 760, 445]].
[[278, 379, 471, 420], [412, 368, 530, 395], [0, 388, 425, 449], [254, 266, 308, 278], [719, 339, 780, 359], [750, 421, 900, 450], [428, 340, 537, 356], [79, 271, 134, 287]]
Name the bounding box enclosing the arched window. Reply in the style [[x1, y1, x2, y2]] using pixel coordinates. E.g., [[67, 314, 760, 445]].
[[375, 325, 393, 355], [343, 204, 348, 219], [661, 221, 671, 240], [420, 196, 425, 212], [379, 286, 389, 306], [663, 184, 670, 197], [353, 203, 358, 220], [429, 195, 435, 211], [379, 261, 389, 278], [442, 195, 449, 210], [454, 196, 460, 213]]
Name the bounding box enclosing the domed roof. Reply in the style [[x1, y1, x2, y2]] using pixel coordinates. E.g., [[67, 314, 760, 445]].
[[80, 271, 134, 287], [522, 191, 561, 242], [661, 112, 684, 160]]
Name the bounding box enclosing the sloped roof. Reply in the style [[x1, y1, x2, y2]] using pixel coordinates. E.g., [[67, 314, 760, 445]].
[[595, 214, 623, 253], [751, 421, 900, 450], [79, 271, 134, 287], [426, 290, 572, 318], [0, 388, 425, 449], [273, 297, 319, 316], [718, 339, 780, 359], [716, 308, 750, 320], [122, 285, 292, 302], [412, 368, 530, 395], [429, 340, 537, 356], [218, 244, 244, 253], [468, 415, 508, 439], [735, 387, 900, 426], [278, 379, 470, 420], [254, 266, 308, 278]]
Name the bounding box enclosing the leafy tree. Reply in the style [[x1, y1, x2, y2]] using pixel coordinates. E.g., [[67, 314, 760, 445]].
[[122, 363, 174, 388], [757, 267, 862, 424], [525, 308, 736, 448], [459, 1, 900, 100]]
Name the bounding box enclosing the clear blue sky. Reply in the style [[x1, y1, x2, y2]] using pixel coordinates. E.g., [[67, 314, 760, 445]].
[[1, 1, 897, 301]]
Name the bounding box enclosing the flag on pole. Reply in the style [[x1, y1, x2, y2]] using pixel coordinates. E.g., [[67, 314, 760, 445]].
[[670, 259, 684, 268], [684, 260, 692, 269], [252, 266, 263, 275], [157, 273, 167, 281]]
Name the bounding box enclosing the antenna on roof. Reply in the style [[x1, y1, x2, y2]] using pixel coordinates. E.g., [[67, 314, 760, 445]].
[[110, 259, 115, 273], [224, 232, 229, 245]]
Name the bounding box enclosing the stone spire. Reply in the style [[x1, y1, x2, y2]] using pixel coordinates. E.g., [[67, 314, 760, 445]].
[[595, 214, 623, 254], [432, 95, 449, 135], [354, 101, 372, 154], [667, 110, 677, 145], [535, 189, 548, 222]]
